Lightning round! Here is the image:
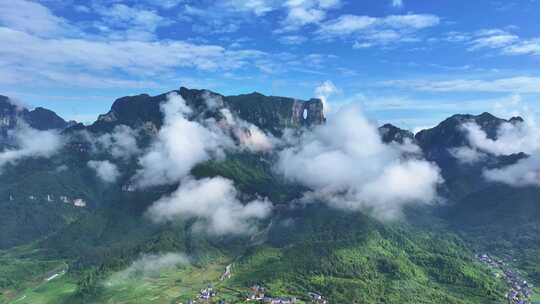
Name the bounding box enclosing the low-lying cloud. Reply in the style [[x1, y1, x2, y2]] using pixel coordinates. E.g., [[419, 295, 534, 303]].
[[133, 93, 228, 188], [95, 125, 140, 160], [88, 160, 120, 183], [0, 123, 63, 171], [107, 252, 189, 285], [455, 119, 540, 186], [146, 177, 272, 235], [134, 93, 273, 235], [276, 104, 441, 220]]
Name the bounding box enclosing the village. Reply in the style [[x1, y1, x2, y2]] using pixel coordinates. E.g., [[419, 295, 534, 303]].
[[477, 253, 533, 304], [7, 193, 87, 208], [176, 263, 328, 304]]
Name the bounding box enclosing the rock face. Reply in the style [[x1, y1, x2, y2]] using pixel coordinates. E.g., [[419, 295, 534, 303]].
[[378, 123, 414, 144], [1, 95, 67, 138], [89, 87, 326, 135]]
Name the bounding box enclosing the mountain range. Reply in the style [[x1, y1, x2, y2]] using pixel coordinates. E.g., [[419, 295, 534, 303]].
[[0, 87, 538, 304]]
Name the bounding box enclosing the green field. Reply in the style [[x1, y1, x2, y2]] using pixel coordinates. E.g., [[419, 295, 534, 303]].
[[531, 287, 540, 303]]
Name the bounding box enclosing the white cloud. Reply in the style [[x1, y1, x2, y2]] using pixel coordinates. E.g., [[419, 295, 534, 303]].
[[279, 0, 342, 31], [469, 33, 519, 50], [462, 121, 540, 156], [317, 14, 439, 47], [146, 177, 272, 235], [108, 253, 189, 284], [219, 108, 277, 152], [384, 77, 540, 93], [88, 160, 120, 183], [278, 35, 308, 45], [131, 93, 274, 235], [391, 0, 403, 8], [152, 0, 185, 9], [0, 0, 71, 37], [453, 117, 540, 187], [95, 125, 141, 160], [504, 38, 540, 56], [314, 80, 338, 114], [275, 104, 441, 220], [224, 0, 277, 16], [133, 93, 228, 188], [448, 28, 540, 58], [449, 147, 487, 164], [0, 123, 63, 171], [93, 3, 172, 40], [483, 155, 540, 187], [317, 15, 377, 36], [0, 27, 264, 75]]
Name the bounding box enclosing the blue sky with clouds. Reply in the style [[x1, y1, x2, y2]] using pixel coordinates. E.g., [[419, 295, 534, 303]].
[[1, 0, 540, 129]]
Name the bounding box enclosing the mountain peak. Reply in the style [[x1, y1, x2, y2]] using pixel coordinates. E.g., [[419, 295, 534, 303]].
[[1, 95, 67, 136], [379, 123, 414, 144], [90, 86, 326, 135]]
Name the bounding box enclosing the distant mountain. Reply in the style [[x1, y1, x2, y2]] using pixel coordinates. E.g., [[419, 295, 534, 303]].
[[1, 88, 537, 303], [88, 87, 325, 135], [0, 95, 68, 137], [416, 112, 523, 164]]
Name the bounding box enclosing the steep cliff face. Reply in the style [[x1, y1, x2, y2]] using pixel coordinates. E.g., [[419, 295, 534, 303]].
[[89, 87, 326, 135]]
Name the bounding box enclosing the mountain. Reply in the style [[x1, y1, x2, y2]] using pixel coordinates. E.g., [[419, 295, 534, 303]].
[[89, 87, 325, 135], [415, 112, 523, 165], [0, 95, 68, 138], [379, 123, 415, 144], [1, 88, 537, 304]]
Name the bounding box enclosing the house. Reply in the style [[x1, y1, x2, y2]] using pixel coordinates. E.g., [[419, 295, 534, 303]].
[[308, 292, 328, 304], [248, 285, 266, 300], [73, 198, 87, 207]]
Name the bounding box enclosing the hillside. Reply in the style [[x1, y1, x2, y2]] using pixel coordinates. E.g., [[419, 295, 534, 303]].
[[0, 87, 537, 304]]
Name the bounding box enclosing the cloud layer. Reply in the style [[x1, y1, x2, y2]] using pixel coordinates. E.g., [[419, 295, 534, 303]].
[[455, 119, 540, 187], [147, 177, 272, 235], [0, 123, 63, 171], [134, 93, 273, 235], [276, 104, 441, 220], [88, 160, 121, 183]]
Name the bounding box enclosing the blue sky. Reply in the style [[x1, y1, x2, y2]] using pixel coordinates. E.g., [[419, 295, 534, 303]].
[[1, 0, 540, 130]]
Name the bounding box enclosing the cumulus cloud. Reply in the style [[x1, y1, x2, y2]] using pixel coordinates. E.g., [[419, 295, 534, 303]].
[[462, 121, 540, 156], [314, 80, 338, 114], [88, 160, 120, 183], [455, 118, 540, 187], [0, 123, 63, 171], [146, 177, 272, 235], [276, 104, 441, 220], [133, 93, 229, 188], [133, 93, 273, 234], [107, 253, 189, 284]]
